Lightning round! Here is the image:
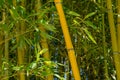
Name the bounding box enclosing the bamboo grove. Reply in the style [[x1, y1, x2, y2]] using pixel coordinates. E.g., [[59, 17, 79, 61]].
[[0, 0, 120, 80]]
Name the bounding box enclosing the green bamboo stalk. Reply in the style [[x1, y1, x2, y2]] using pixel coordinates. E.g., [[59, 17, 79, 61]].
[[106, 0, 120, 79], [101, 0, 109, 79], [12, 0, 26, 80], [35, 0, 53, 80], [4, 31, 9, 80], [0, 10, 5, 80], [2, 9, 9, 80], [102, 13, 109, 80]]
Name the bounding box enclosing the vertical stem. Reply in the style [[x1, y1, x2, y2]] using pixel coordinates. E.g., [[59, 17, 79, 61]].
[[102, 13, 109, 80], [35, 0, 53, 80], [106, 0, 120, 79], [12, 0, 26, 80], [117, 0, 120, 58], [101, 0, 109, 79], [0, 10, 5, 79], [54, 0, 81, 80], [3, 9, 9, 80], [4, 32, 9, 80]]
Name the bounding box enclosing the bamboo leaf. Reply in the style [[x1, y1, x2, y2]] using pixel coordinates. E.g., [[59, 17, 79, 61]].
[[67, 11, 80, 16], [84, 12, 97, 20], [54, 74, 65, 80], [9, 8, 20, 20], [12, 65, 24, 71], [73, 19, 80, 25], [83, 28, 97, 44], [40, 19, 56, 32], [84, 20, 97, 29], [36, 48, 48, 62], [42, 24, 56, 32], [38, 48, 48, 55], [29, 62, 37, 69]]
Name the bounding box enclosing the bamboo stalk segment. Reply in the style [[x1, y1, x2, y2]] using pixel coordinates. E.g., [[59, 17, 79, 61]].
[[106, 0, 120, 79], [54, 0, 81, 80]]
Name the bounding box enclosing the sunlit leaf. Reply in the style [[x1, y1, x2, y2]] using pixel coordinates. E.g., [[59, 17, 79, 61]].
[[44, 61, 52, 66], [18, 6, 26, 18], [73, 19, 80, 25], [29, 62, 37, 69], [67, 11, 80, 16], [37, 48, 48, 61], [84, 11, 97, 20], [83, 28, 97, 44], [12, 65, 24, 71], [54, 74, 65, 80], [9, 8, 20, 20], [38, 48, 48, 55]]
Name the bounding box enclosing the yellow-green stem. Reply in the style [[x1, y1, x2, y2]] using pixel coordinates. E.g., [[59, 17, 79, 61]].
[[54, 0, 81, 80], [106, 0, 120, 79]]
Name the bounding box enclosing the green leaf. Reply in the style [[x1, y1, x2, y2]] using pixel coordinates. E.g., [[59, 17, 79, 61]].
[[9, 8, 20, 20], [42, 24, 56, 32], [84, 21, 97, 29], [40, 19, 56, 32], [0, 0, 4, 7], [84, 11, 97, 20], [73, 19, 80, 25], [67, 11, 80, 16], [10, 44, 18, 52], [83, 28, 97, 44], [38, 48, 48, 55], [40, 31, 53, 39], [37, 48, 48, 61], [29, 62, 37, 69], [7, 0, 12, 6], [12, 65, 24, 71], [17, 6, 26, 18], [54, 74, 65, 80]]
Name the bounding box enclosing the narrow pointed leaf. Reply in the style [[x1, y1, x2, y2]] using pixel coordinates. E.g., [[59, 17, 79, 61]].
[[84, 20, 97, 29], [83, 28, 97, 44], [84, 12, 97, 20], [68, 11, 80, 16]]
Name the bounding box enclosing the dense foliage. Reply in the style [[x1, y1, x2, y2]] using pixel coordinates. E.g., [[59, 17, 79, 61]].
[[0, 0, 119, 80]]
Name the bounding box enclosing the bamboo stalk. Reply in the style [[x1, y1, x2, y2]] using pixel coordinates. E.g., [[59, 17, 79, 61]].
[[106, 0, 120, 79], [12, 0, 26, 80], [54, 0, 81, 80], [35, 0, 53, 80], [0, 10, 6, 80], [101, 0, 109, 79], [117, 0, 120, 79], [102, 13, 109, 80], [117, 0, 120, 58]]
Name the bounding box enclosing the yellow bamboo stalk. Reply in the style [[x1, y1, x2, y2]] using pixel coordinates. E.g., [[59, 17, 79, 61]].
[[117, 0, 120, 79], [106, 0, 120, 79], [35, 0, 53, 80], [54, 0, 81, 80], [117, 0, 120, 54]]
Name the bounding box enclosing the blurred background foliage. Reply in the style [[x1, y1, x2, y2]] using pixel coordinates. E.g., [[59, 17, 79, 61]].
[[0, 0, 119, 80]]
